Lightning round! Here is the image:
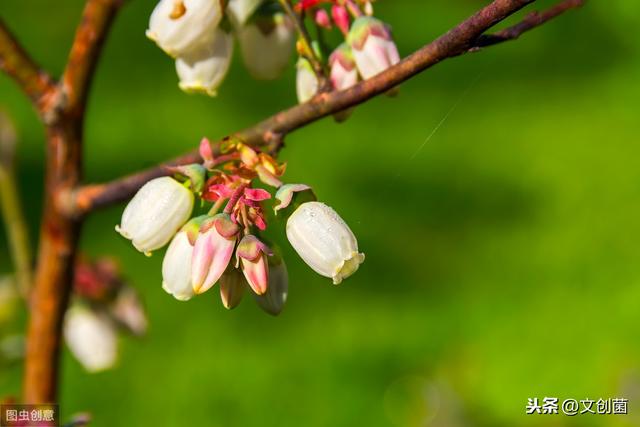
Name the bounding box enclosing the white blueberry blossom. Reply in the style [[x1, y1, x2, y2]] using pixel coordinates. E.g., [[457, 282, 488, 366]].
[[347, 16, 400, 80], [64, 306, 118, 373], [286, 202, 365, 284], [296, 57, 319, 104], [147, 0, 223, 57], [175, 29, 234, 96], [116, 177, 194, 254], [238, 12, 295, 80]]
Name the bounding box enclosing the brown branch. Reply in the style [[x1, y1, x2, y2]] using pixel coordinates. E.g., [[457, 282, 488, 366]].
[[23, 0, 124, 404], [474, 0, 585, 48], [72, 0, 584, 216], [0, 18, 55, 108], [60, 0, 123, 117]]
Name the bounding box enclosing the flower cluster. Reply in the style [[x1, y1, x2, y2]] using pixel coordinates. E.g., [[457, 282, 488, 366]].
[[295, 0, 400, 104], [65, 258, 147, 372], [147, 0, 295, 95], [146, 0, 399, 103], [117, 138, 364, 315]]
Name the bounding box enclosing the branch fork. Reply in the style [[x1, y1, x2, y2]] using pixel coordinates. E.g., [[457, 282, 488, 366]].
[[0, 0, 585, 405]]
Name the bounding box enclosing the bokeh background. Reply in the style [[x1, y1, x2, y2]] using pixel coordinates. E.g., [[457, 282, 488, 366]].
[[1, 0, 640, 426]]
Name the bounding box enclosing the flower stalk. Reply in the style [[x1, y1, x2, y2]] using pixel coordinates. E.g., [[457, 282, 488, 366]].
[[278, 0, 330, 91]]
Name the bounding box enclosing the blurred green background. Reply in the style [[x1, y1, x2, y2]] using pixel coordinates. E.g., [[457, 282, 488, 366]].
[[1, 0, 640, 426]]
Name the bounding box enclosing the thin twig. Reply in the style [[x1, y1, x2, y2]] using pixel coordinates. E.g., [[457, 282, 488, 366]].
[[473, 0, 585, 49], [71, 0, 584, 215], [0, 113, 32, 297], [0, 19, 55, 109], [60, 0, 124, 117], [0, 172, 32, 297]]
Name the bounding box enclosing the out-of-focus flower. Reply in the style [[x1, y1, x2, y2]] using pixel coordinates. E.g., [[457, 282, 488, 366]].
[[331, 4, 350, 35], [191, 214, 239, 294], [74, 257, 122, 302], [329, 43, 358, 91], [147, 0, 223, 57], [74, 256, 147, 335], [329, 42, 358, 121], [238, 11, 295, 80], [254, 256, 288, 316], [364, 1, 374, 16], [314, 9, 331, 29], [176, 29, 234, 96], [296, 57, 319, 104], [286, 201, 364, 284], [64, 305, 118, 373], [347, 16, 400, 80], [117, 177, 194, 255], [109, 286, 148, 336], [219, 268, 247, 309], [226, 0, 264, 27]]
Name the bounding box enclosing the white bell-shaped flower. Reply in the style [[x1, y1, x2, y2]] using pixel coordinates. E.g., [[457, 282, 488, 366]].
[[286, 202, 365, 284], [176, 29, 233, 96], [64, 306, 118, 373], [117, 177, 194, 254], [347, 16, 400, 80], [329, 43, 358, 91], [226, 0, 264, 27], [147, 0, 223, 57], [162, 230, 196, 301], [238, 13, 295, 80], [296, 57, 319, 104]]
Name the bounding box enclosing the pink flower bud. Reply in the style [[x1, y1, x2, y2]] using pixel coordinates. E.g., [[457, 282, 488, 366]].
[[254, 257, 288, 316], [199, 137, 215, 167], [347, 16, 400, 80], [191, 214, 239, 294], [331, 5, 350, 35], [329, 43, 358, 91], [236, 235, 272, 295], [315, 9, 331, 29]]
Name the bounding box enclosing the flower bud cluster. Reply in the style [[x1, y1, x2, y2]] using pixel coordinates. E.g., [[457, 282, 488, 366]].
[[294, 1, 400, 106], [117, 137, 364, 315]]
